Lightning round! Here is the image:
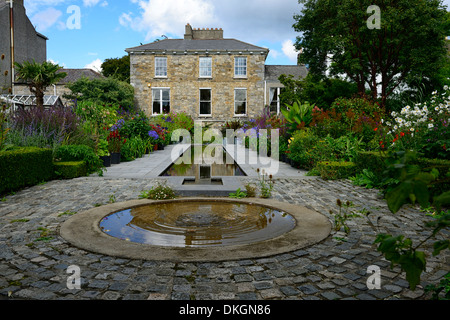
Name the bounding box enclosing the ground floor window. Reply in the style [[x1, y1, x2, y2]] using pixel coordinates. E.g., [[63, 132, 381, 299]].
[[199, 89, 212, 116], [269, 87, 284, 114], [234, 89, 247, 116], [152, 88, 170, 115]]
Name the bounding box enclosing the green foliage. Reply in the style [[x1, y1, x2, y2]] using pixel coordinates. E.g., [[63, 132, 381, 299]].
[[14, 60, 67, 110], [330, 199, 362, 234], [257, 169, 275, 198], [426, 272, 450, 300], [374, 234, 427, 291], [383, 150, 438, 213], [280, 100, 313, 134], [294, 0, 448, 109], [244, 183, 257, 198], [316, 161, 357, 180], [120, 136, 148, 162], [0, 147, 54, 195], [55, 145, 103, 175], [139, 182, 177, 200], [278, 73, 358, 109], [53, 161, 87, 179], [65, 77, 135, 110], [101, 55, 130, 83], [229, 188, 247, 199]]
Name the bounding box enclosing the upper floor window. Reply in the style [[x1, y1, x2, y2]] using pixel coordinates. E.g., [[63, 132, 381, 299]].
[[234, 57, 247, 78], [155, 57, 167, 77], [199, 57, 212, 78]]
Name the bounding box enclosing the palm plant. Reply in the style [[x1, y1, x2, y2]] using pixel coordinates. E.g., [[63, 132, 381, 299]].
[[14, 60, 67, 111]]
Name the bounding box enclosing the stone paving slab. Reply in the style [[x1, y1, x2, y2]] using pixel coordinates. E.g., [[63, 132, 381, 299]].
[[0, 158, 449, 300]]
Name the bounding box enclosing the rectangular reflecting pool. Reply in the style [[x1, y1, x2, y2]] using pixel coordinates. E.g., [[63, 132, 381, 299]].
[[159, 145, 246, 177]]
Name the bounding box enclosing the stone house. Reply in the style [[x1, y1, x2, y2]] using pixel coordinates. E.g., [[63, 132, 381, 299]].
[[126, 24, 308, 125], [0, 0, 47, 94]]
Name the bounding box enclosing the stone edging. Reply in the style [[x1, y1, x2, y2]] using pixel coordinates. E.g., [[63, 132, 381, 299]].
[[60, 197, 332, 262]]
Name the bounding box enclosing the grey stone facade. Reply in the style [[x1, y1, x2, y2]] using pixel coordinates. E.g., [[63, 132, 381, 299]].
[[0, 0, 47, 94]]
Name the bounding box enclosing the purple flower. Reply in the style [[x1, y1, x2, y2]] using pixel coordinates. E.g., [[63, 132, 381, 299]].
[[148, 130, 159, 140]]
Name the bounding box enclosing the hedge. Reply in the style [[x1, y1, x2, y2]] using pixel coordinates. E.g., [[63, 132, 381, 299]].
[[316, 161, 357, 180], [0, 147, 53, 195], [54, 161, 87, 180]]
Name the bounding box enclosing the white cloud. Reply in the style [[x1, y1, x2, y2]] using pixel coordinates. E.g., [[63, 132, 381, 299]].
[[85, 58, 103, 73], [30, 7, 63, 32], [282, 39, 298, 62], [120, 0, 216, 40], [82, 0, 101, 7]]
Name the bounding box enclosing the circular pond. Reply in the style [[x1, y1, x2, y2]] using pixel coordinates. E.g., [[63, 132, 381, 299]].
[[99, 202, 296, 247], [60, 198, 331, 262]]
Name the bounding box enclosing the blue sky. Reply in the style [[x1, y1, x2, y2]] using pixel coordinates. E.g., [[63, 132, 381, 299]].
[[23, 0, 450, 73]]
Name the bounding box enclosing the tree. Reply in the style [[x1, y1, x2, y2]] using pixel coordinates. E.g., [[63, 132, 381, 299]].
[[101, 55, 130, 83], [64, 76, 135, 110], [14, 60, 67, 111], [294, 0, 449, 111]]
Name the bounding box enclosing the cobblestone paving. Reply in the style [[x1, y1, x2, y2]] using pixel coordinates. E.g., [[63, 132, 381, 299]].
[[0, 176, 448, 300]]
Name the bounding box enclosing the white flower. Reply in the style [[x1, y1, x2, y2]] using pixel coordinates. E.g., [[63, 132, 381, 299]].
[[428, 123, 434, 129], [435, 107, 440, 111], [393, 125, 398, 130], [410, 128, 415, 132], [444, 85, 448, 90]]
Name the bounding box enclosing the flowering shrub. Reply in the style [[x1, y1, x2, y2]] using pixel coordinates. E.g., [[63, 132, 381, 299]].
[[107, 130, 126, 153], [379, 88, 450, 159], [75, 100, 118, 129]]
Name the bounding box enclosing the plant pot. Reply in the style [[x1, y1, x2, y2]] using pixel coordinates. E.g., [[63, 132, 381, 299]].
[[111, 152, 121, 164], [154, 144, 158, 151], [100, 155, 111, 168]]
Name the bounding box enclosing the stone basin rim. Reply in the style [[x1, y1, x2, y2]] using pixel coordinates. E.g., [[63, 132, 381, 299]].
[[59, 197, 332, 262]]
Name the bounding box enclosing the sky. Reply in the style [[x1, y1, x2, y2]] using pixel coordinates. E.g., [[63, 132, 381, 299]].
[[23, 0, 450, 73]]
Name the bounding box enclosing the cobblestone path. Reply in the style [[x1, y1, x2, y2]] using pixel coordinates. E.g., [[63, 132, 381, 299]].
[[0, 176, 448, 300]]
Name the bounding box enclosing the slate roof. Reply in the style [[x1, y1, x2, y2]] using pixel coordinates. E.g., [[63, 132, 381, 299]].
[[264, 65, 308, 82], [56, 68, 104, 84], [126, 39, 269, 54]]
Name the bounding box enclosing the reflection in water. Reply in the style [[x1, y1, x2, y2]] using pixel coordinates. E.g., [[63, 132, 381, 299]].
[[100, 202, 295, 247], [160, 146, 246, 177]]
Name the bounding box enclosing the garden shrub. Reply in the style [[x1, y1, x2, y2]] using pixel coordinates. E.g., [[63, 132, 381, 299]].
[[120, 136, 148, 162], [54, 161, 87, 179], [54, 145, 103, 175], [316, 161, 357, 180], [0, 147, 53, 194], [354, 151, 388, 176], [414, 157, 450, 197]]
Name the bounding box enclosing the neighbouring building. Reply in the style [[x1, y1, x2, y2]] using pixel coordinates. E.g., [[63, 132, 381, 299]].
[[0, 0, 47, 94], [126, 24, 308, 125]]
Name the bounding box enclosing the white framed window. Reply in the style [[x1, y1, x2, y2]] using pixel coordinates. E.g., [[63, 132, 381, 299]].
[[234, 57, 247, 78], [155, 57, 167, 77], [199, 88, 212, 116], [234, 88, 247, 116], [152, 88, 170, 115], [199, 57, 212, 78], [269, 87, 284, 115]]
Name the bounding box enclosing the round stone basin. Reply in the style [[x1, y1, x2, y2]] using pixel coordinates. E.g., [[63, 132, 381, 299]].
[[60, 198, 331, 262], [99, 202, 296, 248]]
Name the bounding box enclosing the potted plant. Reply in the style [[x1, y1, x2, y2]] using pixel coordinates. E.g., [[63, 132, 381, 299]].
[[97, 138, 111, 167], [107, 130, 126, 164]]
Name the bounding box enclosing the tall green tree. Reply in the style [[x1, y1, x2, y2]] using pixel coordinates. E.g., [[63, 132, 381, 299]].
[[294, 0, 449, 110], [14, 60, 66, 111], [101, 55, 130, 83]]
